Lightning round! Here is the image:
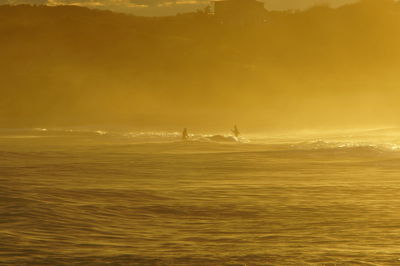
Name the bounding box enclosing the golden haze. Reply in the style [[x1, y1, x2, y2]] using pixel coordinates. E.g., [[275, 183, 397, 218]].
[[1, 0, 399, 131]]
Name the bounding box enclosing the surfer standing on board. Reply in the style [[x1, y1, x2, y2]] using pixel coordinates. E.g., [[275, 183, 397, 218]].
[[182, 128, 189, 140], [231, 125, 240, 138]]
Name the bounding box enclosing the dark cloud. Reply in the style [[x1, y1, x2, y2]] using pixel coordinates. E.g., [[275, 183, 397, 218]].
[[0, 0, 356, 16], [129, 0, 165, 7], [7, 0, 48, 4]]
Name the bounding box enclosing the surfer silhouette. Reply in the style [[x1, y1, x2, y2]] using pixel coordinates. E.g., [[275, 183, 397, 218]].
[[182, 128, 189, 140], [231, 125, 240, 138]]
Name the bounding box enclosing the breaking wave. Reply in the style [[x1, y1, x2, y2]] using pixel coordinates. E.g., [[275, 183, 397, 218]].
[[1, 127, 400, 154]]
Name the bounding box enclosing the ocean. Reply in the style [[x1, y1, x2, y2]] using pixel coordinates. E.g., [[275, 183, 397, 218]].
[[1, 127, 400, 265]]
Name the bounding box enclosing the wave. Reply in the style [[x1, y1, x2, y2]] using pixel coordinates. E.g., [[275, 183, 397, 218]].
[[0, 128, 111, 138], [291, 140, 400, 152], [0, 128, 252, 143], [2, 127, 400, 155]]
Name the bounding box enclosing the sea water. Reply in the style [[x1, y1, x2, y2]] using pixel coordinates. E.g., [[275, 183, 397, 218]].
[[1, 128, 400, 265]]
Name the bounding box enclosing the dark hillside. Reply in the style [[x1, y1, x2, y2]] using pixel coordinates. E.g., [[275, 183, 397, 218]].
[[1, 1, 400, 129]]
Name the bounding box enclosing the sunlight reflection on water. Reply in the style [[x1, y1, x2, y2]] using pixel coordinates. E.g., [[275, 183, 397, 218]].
[[1, 128, 400, 265]]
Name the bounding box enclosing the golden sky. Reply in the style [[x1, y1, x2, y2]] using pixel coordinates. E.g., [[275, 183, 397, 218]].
[[3, 0, 356, 16]]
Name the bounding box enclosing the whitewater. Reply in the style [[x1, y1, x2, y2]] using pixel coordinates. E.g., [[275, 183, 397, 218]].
[[1, 127, 400, 265]]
